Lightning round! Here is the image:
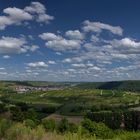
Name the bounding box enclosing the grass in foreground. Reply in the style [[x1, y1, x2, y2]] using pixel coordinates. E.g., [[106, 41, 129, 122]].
[[1, 121, 140, 140]]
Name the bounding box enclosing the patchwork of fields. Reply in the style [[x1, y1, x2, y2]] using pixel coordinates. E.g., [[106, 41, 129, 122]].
[[1, 85, 140, 118]]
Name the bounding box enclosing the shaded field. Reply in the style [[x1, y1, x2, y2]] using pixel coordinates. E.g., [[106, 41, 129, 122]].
[[46, 114, 83, 124]]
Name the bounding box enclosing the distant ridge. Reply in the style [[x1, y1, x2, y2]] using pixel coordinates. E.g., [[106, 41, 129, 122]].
[[1, 80, 140, 92], [76, 80, 140, 92]]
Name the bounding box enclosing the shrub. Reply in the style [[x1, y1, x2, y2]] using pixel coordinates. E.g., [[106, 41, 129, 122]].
[[95, 122, 114, 138], [16, 102, 29, 111], [10, 106, 24, 122], [0, 103, 6, 113], [30, 125, 45, 140], [6, 123, 31, 140], [81, 118, 114, 138], [25, 108, 38, 121], [0, 119, 12, 137], [57, 118, 70, 133], [42, 119, 56, 132], [69, 122, 78, 133], [6, 123, 45, 140], [24, 119, 36, 129]]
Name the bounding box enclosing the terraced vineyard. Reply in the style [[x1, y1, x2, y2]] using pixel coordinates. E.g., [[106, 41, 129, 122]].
[[1, 87, 140, 118]]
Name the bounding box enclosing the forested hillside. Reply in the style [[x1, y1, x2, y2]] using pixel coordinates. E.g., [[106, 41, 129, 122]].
[[76, 81, 140, 91]]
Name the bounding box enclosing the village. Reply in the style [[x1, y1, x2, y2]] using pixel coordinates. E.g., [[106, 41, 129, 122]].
[[15, 85, 64, 93]]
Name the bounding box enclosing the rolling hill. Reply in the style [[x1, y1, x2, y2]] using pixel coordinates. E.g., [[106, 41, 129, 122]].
[[76, 80, 140, 92]]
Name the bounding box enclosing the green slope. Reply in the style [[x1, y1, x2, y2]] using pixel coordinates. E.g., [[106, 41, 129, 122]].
[[76, 80, 140, 91]]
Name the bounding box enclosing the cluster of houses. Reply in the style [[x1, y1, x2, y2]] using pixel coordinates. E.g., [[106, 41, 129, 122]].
[[15, 85, 64, 93]]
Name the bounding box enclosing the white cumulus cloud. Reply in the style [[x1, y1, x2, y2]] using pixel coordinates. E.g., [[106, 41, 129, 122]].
[[0, 2, 54, 30], [27, 61, 48, 68], [0, 36, 27, 54], [82, 20, 123, 36], [39, 32, 82, 51], [65, 30, 84, 40]]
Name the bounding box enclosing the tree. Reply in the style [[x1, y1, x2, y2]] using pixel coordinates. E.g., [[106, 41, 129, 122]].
[[0, 103, 6, 113], [10, 106, 24, 122], [25, 108, 38, 122]]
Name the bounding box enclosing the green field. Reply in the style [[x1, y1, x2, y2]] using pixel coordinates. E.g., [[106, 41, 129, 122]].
[[1, 85, 140, 117]]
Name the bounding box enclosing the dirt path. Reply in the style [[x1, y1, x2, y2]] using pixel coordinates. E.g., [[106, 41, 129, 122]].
[[46, 113, 83, 124]]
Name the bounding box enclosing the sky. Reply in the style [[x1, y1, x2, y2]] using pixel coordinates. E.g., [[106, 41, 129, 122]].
[[0, 0, 140, 81]]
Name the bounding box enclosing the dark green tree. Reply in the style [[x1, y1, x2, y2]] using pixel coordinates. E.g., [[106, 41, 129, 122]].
[[10, 106, 24, 122]]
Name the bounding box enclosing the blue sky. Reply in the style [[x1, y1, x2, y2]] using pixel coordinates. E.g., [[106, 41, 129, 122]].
[[0, 0, 140, 81]]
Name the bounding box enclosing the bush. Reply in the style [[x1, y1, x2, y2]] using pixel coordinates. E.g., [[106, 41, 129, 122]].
[[81, 118, 114, 138], [25, 108, 38, 120], [57, 118, 70, 133], [0, 119, 12, 137], [42, 119, 56, 132], [6, 123, 31, 140], [16, 102, 29, 111], [69, 122, 78, 133], [10, 106, 24, 122], [24, 119, 36, 129], [6, 123, 45, 140], [0, 103, 6, 113], [32, 125, 45, 140], [95, 122, 114, 138]]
